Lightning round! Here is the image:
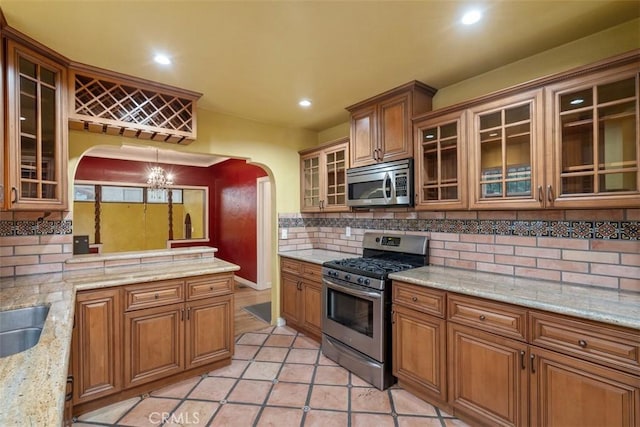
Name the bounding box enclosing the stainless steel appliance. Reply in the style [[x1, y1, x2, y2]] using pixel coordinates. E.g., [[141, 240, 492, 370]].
[[321, 232, 429, 389], [346, 159, 413, 208]]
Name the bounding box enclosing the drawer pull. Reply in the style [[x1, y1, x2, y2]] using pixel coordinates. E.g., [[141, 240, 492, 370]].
[[479, 315, 486, 321], [209, 286, 214, 290], [154, 293, 159, 299], [411, 296, 418, 302], [578, 339, 588, 348]]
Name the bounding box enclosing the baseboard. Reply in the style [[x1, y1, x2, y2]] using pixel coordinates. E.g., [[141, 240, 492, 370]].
[[235, 275, 271, 290]]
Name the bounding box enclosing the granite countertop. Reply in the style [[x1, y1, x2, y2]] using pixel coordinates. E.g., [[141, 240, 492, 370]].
[[278, 249, 357, 265], [0, 253, 239, 427], [390, 266, 640, 330]]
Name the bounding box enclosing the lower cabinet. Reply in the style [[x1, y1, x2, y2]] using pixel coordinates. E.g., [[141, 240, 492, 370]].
[[72, 288, 122, 405], [71, 273, 234, 416], [280, 258, 322, 340], [392, 280, 640, 427]]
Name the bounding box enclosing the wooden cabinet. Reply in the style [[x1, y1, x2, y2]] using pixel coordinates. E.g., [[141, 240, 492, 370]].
[[413, 110, 468, 210], [72, 288, 122, 404], [392, 282, 447, 407], [530, 347, 639, 427], [545, 62, 640, 208], [124, 302, 184, 388], [392, 280, 639, 427], [71, 272, 234, 416], [279, 257, 322, 340], [347, 81, 436, 168], [4, 38, 68, 210], [468, 89, 545, 210], [299, 137, 349, 212]]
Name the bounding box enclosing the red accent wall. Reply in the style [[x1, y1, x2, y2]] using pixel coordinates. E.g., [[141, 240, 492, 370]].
[[209, 159, 267, 283], [75, 156, 267, 283]]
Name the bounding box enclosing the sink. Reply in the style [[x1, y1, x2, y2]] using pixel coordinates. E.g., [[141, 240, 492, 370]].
[[0, 305, 50, 358]]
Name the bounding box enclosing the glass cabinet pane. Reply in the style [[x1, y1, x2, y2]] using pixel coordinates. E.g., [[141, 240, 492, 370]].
[[559, 76, 638, 196], [325, 148, 346, 207], [420, 120, 459, 202], [303, 157, 320, 208], [478, 102, 532, 199]]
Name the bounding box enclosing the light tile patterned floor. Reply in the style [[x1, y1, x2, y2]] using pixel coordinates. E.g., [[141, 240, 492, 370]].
[[74, 326, 470, 426]]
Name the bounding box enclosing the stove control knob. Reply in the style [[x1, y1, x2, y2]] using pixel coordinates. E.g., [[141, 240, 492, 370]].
[[357, 277, 364, 284], [364, 279, 370, 286], [344, 274, 351, 281]]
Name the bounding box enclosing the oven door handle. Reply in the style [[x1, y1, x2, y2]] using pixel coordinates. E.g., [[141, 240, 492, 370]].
[[324, 278, 382, 300]]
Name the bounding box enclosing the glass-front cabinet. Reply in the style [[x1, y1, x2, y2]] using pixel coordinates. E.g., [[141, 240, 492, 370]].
[[546, 64, 640, 208], [300, 137, 349, 212], [5, 39, 68, 210], [469, 89, 544, 209], [413, 110, 467, 210]]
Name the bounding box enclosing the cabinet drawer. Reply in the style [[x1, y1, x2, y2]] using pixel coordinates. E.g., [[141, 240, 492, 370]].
[[448, 294, 527, 341], [186, 273, 234, 300], [301, 262, 322, 282], [530, 311, 640, 375], [392, 281, 446, 318], [281, 258, 301, 275], [124, 279, 184, 311]]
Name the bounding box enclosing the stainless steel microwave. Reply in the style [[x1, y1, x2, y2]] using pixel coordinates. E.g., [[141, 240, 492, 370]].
[[346, 159, 413, 207]]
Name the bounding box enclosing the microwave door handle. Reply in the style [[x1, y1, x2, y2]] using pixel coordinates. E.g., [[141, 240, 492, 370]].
[[383, 172, 391, 204]]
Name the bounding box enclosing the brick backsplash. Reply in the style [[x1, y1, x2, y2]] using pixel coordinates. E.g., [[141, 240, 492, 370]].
[[278, 209, 640, 293]]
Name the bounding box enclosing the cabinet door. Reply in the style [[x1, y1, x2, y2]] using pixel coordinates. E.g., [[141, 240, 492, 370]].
[[281, 273, 301, 326], [379, 92, 412, 162], [448, 322, 528, 427], [546, 65, 640, 208], [469, 89, 545, 209], [73, 288, 121, 404], [300, 151, 321, 212], [124, 303, 184, 388], [5, 39, 68, 210], [393, 304, 447, 405], [350, 105, 378, 167], [301, 280, 322, 338], [414, 110, 467, 210], [531, 347, 640, 427], [322, 142, 349, 212], [186, 295, 234, 369]]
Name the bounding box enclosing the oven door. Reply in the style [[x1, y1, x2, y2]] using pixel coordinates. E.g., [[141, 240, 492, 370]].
[[322, 276, 385, 362]]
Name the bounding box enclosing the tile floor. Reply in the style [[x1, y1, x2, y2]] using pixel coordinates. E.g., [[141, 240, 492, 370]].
[[74, 326, 470, 426]]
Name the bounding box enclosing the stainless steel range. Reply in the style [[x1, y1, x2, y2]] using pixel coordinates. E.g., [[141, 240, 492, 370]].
[[321, 233, 429, 390]]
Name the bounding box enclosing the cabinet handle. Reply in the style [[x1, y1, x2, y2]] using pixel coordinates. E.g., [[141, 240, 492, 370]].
[[154, 293, 159, 299], [11, 187, 17, 204], [537, 185, 543, 203], [520, 350, 526, 370], [187, 307, 191, 320], [530, 353, 536, 373], [479, 315, 486, 321], [411, 296, 418, 302], [209, 286, 214, 291], [391, 310, 395, 325], [546, 185, 553, 203], [181, 309, 184, 321], [65, 375, 74, 402], [578, 339, 588, 348]]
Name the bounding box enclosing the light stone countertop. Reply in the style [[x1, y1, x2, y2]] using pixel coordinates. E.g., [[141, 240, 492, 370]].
[[278, 249, 357, 265], [0, 255, 239, 427], [390, 266, 640, 330]]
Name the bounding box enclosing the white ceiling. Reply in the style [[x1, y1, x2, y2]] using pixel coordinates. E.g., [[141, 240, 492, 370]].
[[1, 0, 638, 133]]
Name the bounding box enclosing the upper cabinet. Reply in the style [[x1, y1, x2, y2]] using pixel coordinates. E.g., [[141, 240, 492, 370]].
[[347, 81, 437, 168], [414, 110, 467, 210], [468, 89, 545, 210], [4, 38, 68, 211], [545, 63, 640, 208], [300, 137, 349, 212]]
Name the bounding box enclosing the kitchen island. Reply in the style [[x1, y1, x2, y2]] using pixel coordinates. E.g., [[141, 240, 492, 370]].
[[0, 247, 239, 427]]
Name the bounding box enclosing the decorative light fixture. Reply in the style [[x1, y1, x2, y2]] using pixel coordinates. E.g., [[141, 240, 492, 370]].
[[147, 149, 174, 191]]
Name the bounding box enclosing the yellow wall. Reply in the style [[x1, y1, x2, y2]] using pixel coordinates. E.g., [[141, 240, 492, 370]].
[[183, 189, 204, 239]]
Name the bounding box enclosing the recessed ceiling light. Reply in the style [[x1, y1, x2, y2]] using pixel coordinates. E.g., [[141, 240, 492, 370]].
[[461, 10, 482, 25], [570, 98, 584, 105], [299, 99, 312, 108], [154, 54, 171, 65]]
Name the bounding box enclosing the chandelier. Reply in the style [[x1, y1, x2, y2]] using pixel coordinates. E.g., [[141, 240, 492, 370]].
[[147, 149, 174, 191]]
